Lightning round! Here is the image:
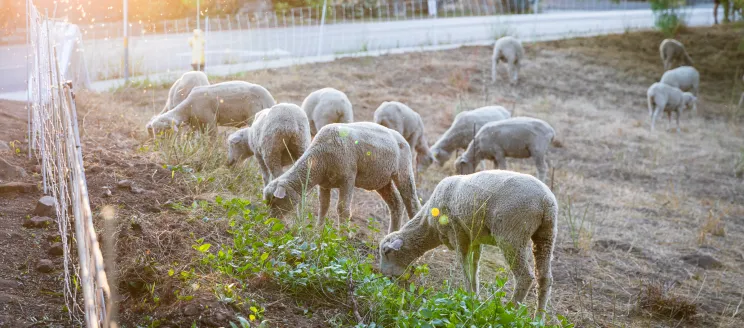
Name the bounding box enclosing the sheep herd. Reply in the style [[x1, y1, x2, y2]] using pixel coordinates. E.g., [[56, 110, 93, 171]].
[[144, 36, 703, 316]]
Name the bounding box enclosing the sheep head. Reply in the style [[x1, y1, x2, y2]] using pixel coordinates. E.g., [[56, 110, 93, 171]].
[[454, 155, 476, 175], [682, 92, 697, 114], [226, 128, 253, 167], [417, 152, 435, 172], [379, 235, 414, 277], [147, 115, 181, 137], [263, 179, 299, 218], [431, 148, 451, 167]]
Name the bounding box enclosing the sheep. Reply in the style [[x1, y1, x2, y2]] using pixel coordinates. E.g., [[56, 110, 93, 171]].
[[379, 170, 557, 314], [159, 71, 210, 115], [659, 39, 693, 71], [660, 66, 699, 96], [647, 82, 697, 132], [301, 88, 354, 136], [146, 81, 276, 136], [430, 106, 511, 166], [455, 117, 555, 182], [263, 122, 421, 233], [373, 101, 434, 171], [226, 103, 311, 188], [491, 36, 524, 85]]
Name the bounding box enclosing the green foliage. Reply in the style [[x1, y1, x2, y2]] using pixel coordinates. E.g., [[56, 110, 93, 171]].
[[649, 0, 687, 36], [202, 196, 573, 327]]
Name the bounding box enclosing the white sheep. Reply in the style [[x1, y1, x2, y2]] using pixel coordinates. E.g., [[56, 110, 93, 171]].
[[379, 170, 557, 314], [146, 81, 276, 136], [430, 106, 511, 166], [647, 82, 697, 132], [159, 71, 210, 115], [226, 103, 311, 188], [263, 122, 421, 233], [659, 39, 693, 71], [492, 36, 524, 85], [301, 88, 354, 136], [660, 66, 699, 96], [455, 117, 555, 182], [373, 101, 434, 171]]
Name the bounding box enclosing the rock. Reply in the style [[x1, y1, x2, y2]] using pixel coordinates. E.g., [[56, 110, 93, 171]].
[[0, 279, 21, 290], [102, 188, 112, 198], [86, 165, 104, 175], [0, 140, 9, 152], [117, 180, 133, 189], [48, 242, 64, 256], [681, 253, 724, 270], [0, 293, 18, 304], [32, 196, 57, 217], [0, 182, 38, 194], [36, 259, 54, 273], [131, 187, 146, 194], [0, 158, 28, 181], [46, 233, 61, 242], [183, 303, 200, 316], [23, 216, 53, 228]]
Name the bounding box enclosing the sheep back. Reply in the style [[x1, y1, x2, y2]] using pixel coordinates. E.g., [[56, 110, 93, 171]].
[[186, 81, 276, 128], [301, 88, 354, 135], [660, 66, 699, 95]]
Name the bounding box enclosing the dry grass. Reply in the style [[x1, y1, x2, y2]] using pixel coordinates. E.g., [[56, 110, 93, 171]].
[[637, 281, 698, 321], [85, 24, 744, 327]]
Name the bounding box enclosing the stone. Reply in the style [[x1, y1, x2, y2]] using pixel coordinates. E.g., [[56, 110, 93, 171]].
[[183, 303, 200, 316], [23, 216, 53, 228], [36, 259, 54, 273], [48, 242, 64, 256], [0, 141, 9, 152], [0, 279, 21, 290], [0, 293, 18, 304], [117, 180, 133, 189], [102, 188, 112, 198], [0, 158, 27, 181], [0, 182, 37, 194], [32, 196, 57, 217], [131, 187, 146, 194], [681, 253, 724, 270]]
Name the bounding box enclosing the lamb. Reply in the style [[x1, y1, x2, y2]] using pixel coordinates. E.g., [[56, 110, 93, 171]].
[[647, 82, 697, 132], [301, 88, 354, 136], [158, 71, 210, 115], [660, 66, 699, 96], [146, 81, 276, 136], [430, 106, 511, 166], [455, 117, 555, 182], [373, 101, 434, 171], [226, 103, 311, 188], [491, 36, 524, 85], [379, 170, 557, 314], [263, 122, 421, 233], [659, 39, 693, 71]]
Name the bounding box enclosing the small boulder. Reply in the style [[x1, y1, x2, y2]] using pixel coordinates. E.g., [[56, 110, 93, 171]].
[[23, 216, 53, 228], [183, 303, 200, 316], [0, 158, 27, 181], [0, 140, 9, 152], [32, 196, 57, 217], [681, 253, 724, 270], [36, 259, 54, 273], [48, 242, 64, 256], [0, 182, 37, 194], [131, 187, 146, 194], [102, 188, 112, 198], [117, 180, 133, 189]]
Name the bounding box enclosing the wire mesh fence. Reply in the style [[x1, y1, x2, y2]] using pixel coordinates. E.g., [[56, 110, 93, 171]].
[[26, 0, 111, 327]]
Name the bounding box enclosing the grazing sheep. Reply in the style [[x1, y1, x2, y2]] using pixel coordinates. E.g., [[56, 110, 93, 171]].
[[146, 81, 276, 136], [659, 39, 693, 71], [226, 103, 311, 188], [159, 71, 210, 115], [430, 106, 511, 166], [492, 36, 524, 85], [379, 170, 557, 314], [647, 82, 697, 132], [301, 88, 354, 136], [263, 122, 421, 233], [373, 101, 434, 171], [660, 66, 699, 96], [455, 117, 555, 182]]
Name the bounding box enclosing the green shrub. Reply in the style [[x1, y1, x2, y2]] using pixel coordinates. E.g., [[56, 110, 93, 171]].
[[650, 0, 687, 36], [201, 196, 573, 327]]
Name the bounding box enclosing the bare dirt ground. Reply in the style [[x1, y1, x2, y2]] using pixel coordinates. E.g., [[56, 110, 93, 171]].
[[1, 23, 743, 327]]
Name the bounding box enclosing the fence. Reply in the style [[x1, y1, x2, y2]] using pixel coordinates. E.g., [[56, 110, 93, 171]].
[[26, 0, 111, 327]]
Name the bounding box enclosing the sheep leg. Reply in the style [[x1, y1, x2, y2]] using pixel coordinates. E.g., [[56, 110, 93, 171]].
[[651, 105, 663, 131], [532, 152, 548, 183], [493, 150, 507, 171], [504, 244, 535, 307], [336, 180, 355, 224], [491, 55, 498, 83], [531, 221, 555, 314], [393, 166, 421, 220], [469, 245, 482, 295], [675, 110, 681, 133], [376, 183, 405, 234], [317, 187, 331, 228], [453, 234, 477, 294], [510, 61, 519, 84], [255, 156, 272, 188]]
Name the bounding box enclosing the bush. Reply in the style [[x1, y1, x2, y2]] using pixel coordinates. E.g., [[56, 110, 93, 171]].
[[200, 196, 574, 327], [650, 0, 688, 36]]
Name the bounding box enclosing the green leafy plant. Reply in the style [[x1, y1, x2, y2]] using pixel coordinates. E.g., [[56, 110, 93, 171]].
[[650, 0, 687, 36]]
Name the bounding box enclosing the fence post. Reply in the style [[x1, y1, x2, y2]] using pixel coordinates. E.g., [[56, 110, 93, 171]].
[[123, 0, 129, 82], [318, 0, 328, 56]]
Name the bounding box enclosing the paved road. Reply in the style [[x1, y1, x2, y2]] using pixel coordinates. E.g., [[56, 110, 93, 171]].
[[0, 5, 719, 97]]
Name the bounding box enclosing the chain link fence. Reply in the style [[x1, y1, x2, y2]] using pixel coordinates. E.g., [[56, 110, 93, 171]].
[[26, 0, 111, 326]]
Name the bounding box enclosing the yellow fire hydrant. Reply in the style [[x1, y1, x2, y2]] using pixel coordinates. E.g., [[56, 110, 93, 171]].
[[188, 29, 205, 71]]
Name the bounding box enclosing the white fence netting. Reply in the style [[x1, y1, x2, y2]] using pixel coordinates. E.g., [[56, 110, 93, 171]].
[[26, 0, 110, 327]]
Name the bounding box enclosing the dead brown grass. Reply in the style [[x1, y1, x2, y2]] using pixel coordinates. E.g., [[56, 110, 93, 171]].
[[637, 281, 698, 321]]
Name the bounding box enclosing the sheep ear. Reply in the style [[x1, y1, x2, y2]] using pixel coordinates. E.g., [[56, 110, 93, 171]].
[[273, 185, 286, 199], [389, 239, 403, 251]]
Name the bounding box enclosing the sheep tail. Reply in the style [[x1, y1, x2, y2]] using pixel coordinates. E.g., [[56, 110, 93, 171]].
[[550, 137, 563, 148]]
